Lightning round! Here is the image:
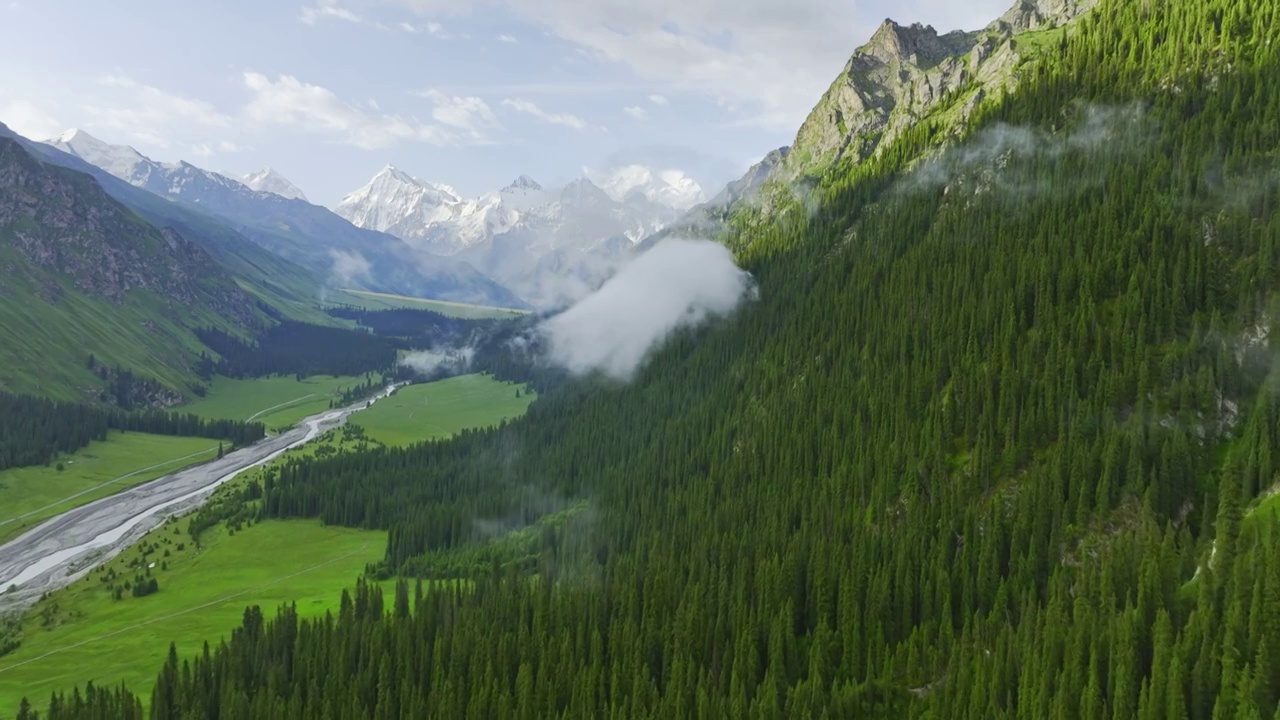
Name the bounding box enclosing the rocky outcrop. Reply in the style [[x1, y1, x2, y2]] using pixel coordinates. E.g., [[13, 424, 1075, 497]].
[[777, 0, 1097, 181], [991, 0, 1099, 33], [0, 137, 258, 325]]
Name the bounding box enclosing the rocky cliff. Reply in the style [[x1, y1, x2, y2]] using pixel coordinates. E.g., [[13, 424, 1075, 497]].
[[778, 0, 1098, 181], [0, 137, 257, 324]]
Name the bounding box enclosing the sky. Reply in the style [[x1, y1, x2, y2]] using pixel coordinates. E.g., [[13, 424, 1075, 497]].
[[0, 0, 1012, 206]]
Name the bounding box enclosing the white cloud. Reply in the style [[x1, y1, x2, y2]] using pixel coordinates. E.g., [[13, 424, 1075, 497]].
[[0, 100, 61, 140], [243, 72, 494, 149], [498, 33, 517, 43], [623, 105, 647, 121], [400, 20, 448, 36], [501, 98, 587, 130], [540, 238, 754, 381], [93, 75, 232, 132], [219, 140, 240, 153], [391, 0, 857, 130], [329, 249, 373, 285], [300, 2, 362, 24], [417, 89, 499, 141], [647, 94, 668, 106], [191, 143, 214, 158]]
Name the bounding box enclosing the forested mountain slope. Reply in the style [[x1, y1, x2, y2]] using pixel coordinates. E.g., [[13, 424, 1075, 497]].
[[24, 0, 1280, 717]]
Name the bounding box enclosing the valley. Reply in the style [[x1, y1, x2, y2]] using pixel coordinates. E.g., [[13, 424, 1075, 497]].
[[0, 433, 217, 546], [4, 0, 1280, 716], [180, 374, 370, 430], [0, 372, 534, 709]]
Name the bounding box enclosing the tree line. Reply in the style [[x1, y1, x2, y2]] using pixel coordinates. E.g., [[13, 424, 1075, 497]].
[[0, 392, 264, 473], [194, 322, 399, 380]]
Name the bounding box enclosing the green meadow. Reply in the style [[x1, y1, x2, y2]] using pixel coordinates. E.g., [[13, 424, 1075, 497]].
[[354, 374, 536, 447], [181, 374, 368, 430], [331, 288, 527, 319], [0, 432, 217, 545], [0, 520, 385, 708], [0, 372, 539, 708]]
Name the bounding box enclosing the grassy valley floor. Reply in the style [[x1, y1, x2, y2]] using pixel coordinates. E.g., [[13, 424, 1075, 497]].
[[181, 374, 369, 430], [0, 373, 535, 709], [331, 289, 527, 319], [0, 520, 385, 707], [354, 374, 535, 447], [0, 432, 218, 546]]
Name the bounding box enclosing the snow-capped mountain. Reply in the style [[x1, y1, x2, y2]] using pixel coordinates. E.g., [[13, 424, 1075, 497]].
[[594, 165, 707, 210], [333, 165, 478, 255], [243, 168, 307, 201], [334, 167, 686, 307], [41, 130, 524, 308], [48, 129, 171, 196]]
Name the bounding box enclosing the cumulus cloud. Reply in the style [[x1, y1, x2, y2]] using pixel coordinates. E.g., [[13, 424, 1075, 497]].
[[328, 249, 373, 285], [417, 89, 499, 141], [647, 94, 668, 106], [539, 238, 754, 381], [243, 72, 493, 149], [501, 98, 587, 130], [388, 0, 857, 130], [498, 33, 518, 43], [0, 100, 62, 140], [85, 75, 232, 147], [300, 2, 362, 24], [623, 105, 647, 121]]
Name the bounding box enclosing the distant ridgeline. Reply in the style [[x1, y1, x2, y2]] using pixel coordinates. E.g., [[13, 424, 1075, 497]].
[[0, 392, 263, 473], [194, 322, 400, 379]]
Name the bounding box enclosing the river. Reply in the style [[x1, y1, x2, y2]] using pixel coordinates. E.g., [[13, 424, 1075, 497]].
[[0, 385, 399, 610]]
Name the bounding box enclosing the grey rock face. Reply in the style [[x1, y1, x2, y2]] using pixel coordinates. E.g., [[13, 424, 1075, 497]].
[[777, 0, 1096, 181]]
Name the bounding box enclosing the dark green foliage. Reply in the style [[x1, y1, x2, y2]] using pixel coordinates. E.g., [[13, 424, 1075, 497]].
[[195, 322, 399, 379], [27, 0, 1280, 718], [0, 391, 264, 472], [326, 306, 496, 348]]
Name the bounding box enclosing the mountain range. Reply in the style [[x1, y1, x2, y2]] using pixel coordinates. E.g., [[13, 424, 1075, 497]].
[[42, 129, 522, 308], [0, 130, 270, 399], [40, 128, 711, 309], [333, 164, 700, 307]]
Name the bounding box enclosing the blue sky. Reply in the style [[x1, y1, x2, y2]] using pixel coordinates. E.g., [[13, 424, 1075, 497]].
[[0, 0, 1012, 206]]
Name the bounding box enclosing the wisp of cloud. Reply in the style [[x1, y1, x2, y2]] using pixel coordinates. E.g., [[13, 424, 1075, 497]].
[[539, 238, 754, 381], [328, 249, 372, 286]]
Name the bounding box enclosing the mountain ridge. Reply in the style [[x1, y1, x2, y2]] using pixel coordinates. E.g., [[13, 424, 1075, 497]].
[[335, 165, 689, 307], [39, 131, 523, 308]]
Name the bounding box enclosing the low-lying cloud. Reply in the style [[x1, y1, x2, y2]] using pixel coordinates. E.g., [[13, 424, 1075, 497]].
[[328, 249, 372, 286], [539, 238, 754, 381], [904, 103, 1149, 197], [401, 347, 474, 376]]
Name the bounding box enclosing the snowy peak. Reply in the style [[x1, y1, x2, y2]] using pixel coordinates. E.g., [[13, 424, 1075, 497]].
[[560, 176, 613, 206], [505, 175, 542, 191], [333, 164, 466, 247], [595, 164, 707, 211], [244, 168, 307, 201], [46, 128, 155, 185]]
